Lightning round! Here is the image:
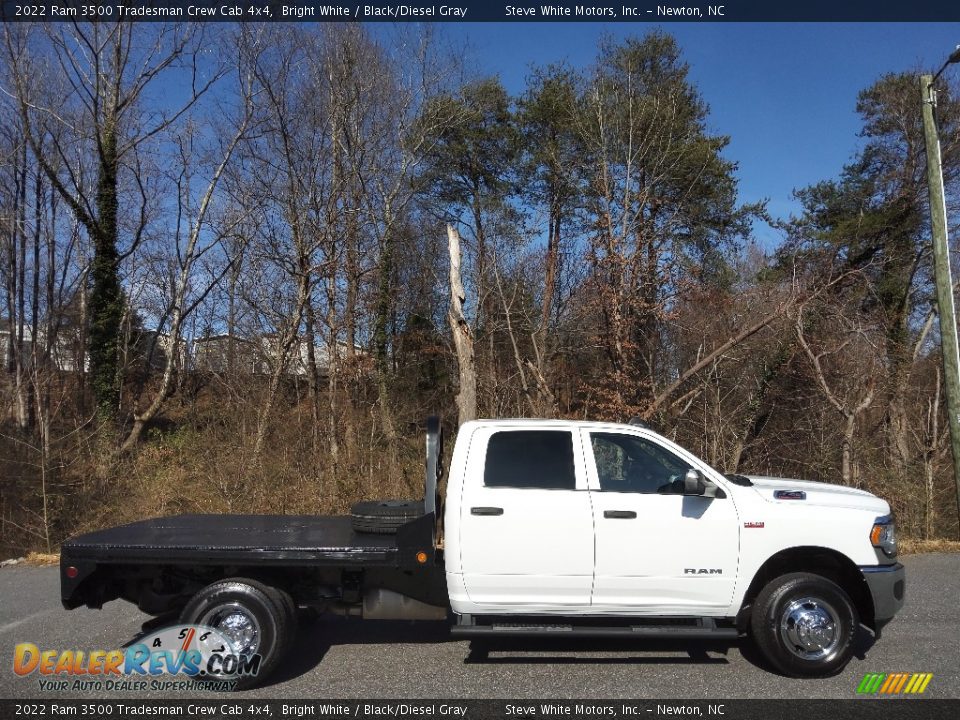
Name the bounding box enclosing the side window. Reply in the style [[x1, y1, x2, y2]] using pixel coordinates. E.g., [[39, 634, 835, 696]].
[[484, 431, 576, 490], [590, 433, 693, 494]]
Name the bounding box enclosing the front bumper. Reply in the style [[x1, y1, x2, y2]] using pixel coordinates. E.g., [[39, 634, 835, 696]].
[[861, 562, 905, 630]]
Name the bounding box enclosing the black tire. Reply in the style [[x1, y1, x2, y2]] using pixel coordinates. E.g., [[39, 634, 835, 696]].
[[265, 585, 298, 640], [351, 499, 424, 534], [179, 578, 291, 690], [750, 572, 858, 678]]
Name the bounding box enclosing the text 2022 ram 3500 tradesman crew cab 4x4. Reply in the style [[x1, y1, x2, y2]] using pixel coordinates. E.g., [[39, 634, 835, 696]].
[[60, 417, 904, 686]]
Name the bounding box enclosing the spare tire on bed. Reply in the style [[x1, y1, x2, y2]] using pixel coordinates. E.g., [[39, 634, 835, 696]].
[[351, 500, 424, 534]]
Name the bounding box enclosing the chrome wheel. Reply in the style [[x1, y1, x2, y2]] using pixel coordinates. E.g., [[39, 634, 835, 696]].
[[200, 602, 261, 656], [779, 596, 840, 661]]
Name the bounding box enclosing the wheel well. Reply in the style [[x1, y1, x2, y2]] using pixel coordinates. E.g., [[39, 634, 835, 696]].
[[738, 546, 874, 630]]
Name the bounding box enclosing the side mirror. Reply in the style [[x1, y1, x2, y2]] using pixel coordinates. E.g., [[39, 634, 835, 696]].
[[683, 469, 705, 495], [683, 469, 727, 499]]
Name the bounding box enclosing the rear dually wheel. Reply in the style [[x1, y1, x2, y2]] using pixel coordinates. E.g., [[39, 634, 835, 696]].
[[179, 578, 292, 689]]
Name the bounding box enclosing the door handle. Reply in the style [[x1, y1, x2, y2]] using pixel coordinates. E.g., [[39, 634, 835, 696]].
[[471, 506, 504, 516], [603, 510, 637, 519]]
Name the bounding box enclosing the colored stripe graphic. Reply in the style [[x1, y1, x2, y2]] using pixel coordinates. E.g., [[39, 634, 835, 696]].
[[857, 673, 886, 693], [892, 674, 909, 693], [857, 673, 933, 695], [879, 674, 897, 693]]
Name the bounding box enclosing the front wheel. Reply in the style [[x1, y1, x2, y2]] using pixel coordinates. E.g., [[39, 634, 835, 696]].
[[750, 572, 858, 677]]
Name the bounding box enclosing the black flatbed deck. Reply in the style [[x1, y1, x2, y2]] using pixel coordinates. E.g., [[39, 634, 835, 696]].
[[62, 514, 400, 566]]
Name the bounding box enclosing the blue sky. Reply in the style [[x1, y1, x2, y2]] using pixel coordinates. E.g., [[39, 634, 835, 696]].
[[441, 22, 960, 246]]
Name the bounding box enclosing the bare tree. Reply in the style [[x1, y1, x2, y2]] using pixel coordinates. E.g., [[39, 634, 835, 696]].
[[447, 224, 476, 424], [0, 117, 30, 430], [795, 304, 878, 487], [4, 22, 224, 424], [120, 40, 256, 453]]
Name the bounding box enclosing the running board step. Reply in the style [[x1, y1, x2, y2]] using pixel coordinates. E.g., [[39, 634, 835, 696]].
[[451, 624, 739, 640]]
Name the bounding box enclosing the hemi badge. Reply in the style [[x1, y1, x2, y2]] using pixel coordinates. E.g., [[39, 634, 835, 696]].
[[774, 490, 807, 500], [744, 521, 765, 528]]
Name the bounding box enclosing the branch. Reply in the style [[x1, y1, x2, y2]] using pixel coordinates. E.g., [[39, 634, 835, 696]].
[[642, 294, 793, 419], [795, 305, 847, 417]]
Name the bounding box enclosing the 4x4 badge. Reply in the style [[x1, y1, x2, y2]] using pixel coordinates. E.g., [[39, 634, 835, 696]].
[[744, 521, 765, 528]]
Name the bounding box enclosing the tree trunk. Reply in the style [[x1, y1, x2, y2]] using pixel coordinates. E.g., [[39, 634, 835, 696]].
[[304, 293, 321, 451], [227, 256, 240, 375], [842, 413, 855, 487], [252, 267, 311, 461], [12, 141, 29, 430], [324, 269, 342, 468], [529, 202, 561, 416], [326, 328, 341, 470], [374, 230, 396, 440], [541, 206, 560, 335], [89, 121, 124, 423], [27, 164, 42, 430], [494, 264, 535, 415], [885, 380, 912, 480], [447, 224, 477, 425]]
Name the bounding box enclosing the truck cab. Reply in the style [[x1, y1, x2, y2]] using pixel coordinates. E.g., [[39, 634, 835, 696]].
[[444, 419, 904, 677]]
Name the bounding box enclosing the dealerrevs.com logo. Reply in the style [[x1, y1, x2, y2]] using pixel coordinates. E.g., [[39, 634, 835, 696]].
[[856, 673, 934, 696], [13, 624, 260, 692]]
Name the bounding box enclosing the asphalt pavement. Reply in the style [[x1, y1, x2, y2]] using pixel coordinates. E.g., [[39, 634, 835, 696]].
[[0, 553, 957, 700]]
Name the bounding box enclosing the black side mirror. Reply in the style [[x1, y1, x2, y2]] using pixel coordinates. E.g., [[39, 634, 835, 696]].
[[683, 469, 705, 495]]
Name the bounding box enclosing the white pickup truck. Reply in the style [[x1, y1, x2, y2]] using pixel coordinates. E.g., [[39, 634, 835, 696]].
[[60, 417, 904, 687]]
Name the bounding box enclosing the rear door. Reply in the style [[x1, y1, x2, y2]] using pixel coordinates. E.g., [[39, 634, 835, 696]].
[[584, 429, 739, 613], [458, 426, 595, 609]]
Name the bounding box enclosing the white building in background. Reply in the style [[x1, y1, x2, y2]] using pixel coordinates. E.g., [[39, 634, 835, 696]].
[[134, 330, 187, 372], [192, 333, 362, 377], [2, 321, 361, 378], [193, 334, 261, 374], [193, 333, 330, 376], [2, 316, 93, 373], [0, 324, 13, 371], [1, 320, 167, 375]]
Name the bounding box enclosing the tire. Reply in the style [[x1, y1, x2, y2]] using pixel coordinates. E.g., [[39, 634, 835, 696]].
[[351, 499, 424, 534], [750, 572, 858, 678], [265, 584, 298, 640], [179, 578, 291, 690]]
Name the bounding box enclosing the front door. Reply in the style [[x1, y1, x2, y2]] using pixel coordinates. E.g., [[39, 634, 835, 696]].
[[584, 429, 739, 613], [458, 426, 595, 609]]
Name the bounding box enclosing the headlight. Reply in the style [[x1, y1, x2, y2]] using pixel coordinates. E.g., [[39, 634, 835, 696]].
[[870, 517, 898, 558]]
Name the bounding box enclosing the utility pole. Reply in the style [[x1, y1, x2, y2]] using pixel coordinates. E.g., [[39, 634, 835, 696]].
[[920, 68, 960, 538]]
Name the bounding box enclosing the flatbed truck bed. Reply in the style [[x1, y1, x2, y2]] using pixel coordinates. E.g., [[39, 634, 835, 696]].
[[63, 514, 401, 566], [61, 510, 444, 615]]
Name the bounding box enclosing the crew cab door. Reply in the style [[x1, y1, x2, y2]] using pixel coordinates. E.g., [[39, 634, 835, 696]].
[[458, 426, 594, 608], [583, 429, 739, 613]]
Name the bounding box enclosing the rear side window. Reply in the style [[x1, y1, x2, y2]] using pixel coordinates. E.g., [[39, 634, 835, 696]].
[[484, 431, 576, 490]]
